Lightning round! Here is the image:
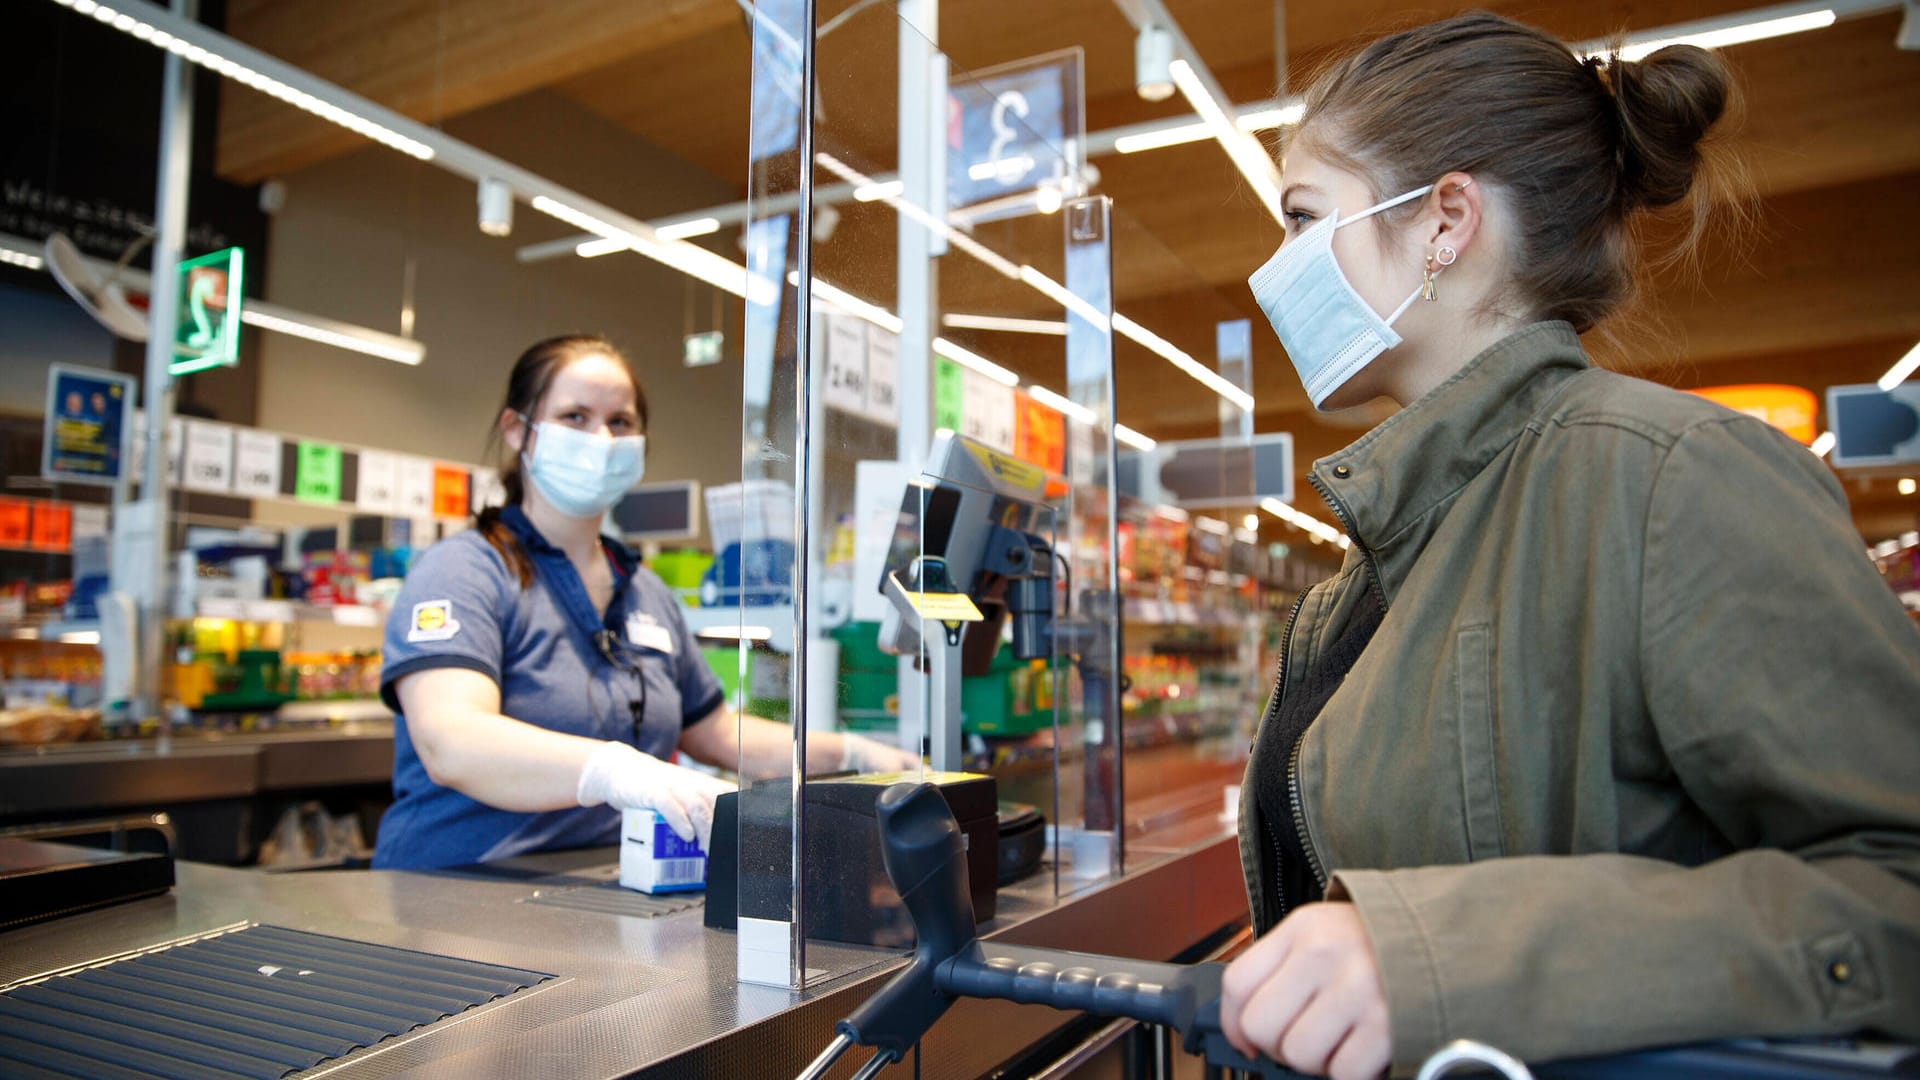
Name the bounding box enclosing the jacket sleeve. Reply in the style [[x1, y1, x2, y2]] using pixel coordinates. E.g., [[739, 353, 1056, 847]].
[[1330, 416, 1920, 1075]]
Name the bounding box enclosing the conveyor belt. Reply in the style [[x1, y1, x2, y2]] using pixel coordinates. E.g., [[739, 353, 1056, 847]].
[[521, 881, 705, 918], [0, 924, 550, 1079]]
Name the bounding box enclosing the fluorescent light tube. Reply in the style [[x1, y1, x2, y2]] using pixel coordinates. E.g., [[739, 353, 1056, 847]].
[[1112, 314, 1255, 412], [1017, 266, 1110, 332], [1114, 424, 1157, 451], [0, 248, 43, 270], [854, 180, 905, 202], [1877, 341, 1920, 391], [1168, 58, 1286, 225], [50, 0, 435, 161], [1609, 9, 1837, 61], [241, 309, 425, 365], [575, 237, 625, 258], [798, 274, 905, 335], [1112, 103, 1305, 155], [1027, 385, 1097, 425], [942, 313, 1069, 336], [655, 217, 722, 241], [932, 338, 1020, 387], [1810, 431, 1837, 458]]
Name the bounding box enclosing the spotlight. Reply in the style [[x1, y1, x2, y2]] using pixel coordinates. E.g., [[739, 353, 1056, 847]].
[[1135, 24, 1175, 102], [477, 177, 513, 237]]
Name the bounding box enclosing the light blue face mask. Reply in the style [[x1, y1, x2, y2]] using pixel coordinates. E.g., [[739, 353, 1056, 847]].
[[521, 418, 646, 519], [1247, 184, 1437, 408]]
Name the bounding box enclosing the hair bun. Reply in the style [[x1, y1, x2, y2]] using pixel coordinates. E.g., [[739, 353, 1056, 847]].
[[1604, 45, 1734, 210]]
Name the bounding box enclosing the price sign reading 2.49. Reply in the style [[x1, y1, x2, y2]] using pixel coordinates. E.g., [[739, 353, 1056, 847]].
[[172, 246, 245, 377]]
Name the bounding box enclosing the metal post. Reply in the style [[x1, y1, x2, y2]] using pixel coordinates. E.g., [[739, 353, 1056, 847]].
[[895, 0, 942, 768], [136, 0, 197, 722], [790, 0, 820, 992]]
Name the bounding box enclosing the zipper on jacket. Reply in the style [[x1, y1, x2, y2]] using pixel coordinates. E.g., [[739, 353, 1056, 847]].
[[1308, 470, 1385, 615], [1286, 735, 1328, 894], [1260, 592, 1307, 926]]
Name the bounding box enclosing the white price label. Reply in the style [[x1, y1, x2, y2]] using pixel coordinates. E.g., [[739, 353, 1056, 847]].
[[824, 315, 868, 415], [180, 421, 234, 493], [166, 418, 184, 483], [863, 327, 899, 427], [232, 430, 282, 497], [356, 450, 399, 513], [470, 466, 506, 514], [397, 457, 435, 517], [962, 370, 1015, 452]]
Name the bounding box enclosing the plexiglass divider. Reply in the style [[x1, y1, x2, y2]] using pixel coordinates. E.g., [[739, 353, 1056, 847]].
[[740, 0, 1122, 989]]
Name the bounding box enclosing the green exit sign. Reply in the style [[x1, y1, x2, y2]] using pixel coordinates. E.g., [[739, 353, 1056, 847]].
[[171, 246, 245, 377]]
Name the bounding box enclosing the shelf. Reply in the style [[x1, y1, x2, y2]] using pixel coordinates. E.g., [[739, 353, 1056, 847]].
[[188, 600, 385, 627]]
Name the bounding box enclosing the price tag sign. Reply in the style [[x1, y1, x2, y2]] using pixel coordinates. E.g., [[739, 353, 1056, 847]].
[[961, 369, 1016, 452], [72, 504, 110, 539], [470, 466, 505, 514], [29, 502, 72, 552], [166, 417, 185, 484], [232, 430, 281, 497], [824, 315, 868, 415], [180, 421, 234, 493], [0, 499, 30, 547], [294, 440, 344, 504], [431, 464, 470, 519], [934, 357, 964, 433], [863, 327, 900, 426], [398, 457, 435, 517], [356, 450, 399, 513]]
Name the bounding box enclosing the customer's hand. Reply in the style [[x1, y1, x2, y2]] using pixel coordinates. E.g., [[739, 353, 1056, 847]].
[[1220, 901, 1391, 1080], [576, 741, 736, 851], [839, 732, 922, 773]]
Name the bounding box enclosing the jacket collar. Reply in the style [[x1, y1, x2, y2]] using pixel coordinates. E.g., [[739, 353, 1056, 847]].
[[1312, 321, 1589, 602], [499, 502, 641, 579]]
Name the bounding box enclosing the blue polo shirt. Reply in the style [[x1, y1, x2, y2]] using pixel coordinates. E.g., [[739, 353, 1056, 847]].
[[372, 504, 725, 869]]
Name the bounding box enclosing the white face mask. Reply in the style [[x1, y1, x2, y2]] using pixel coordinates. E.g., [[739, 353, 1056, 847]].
[[1247, 184, 1435, 408], [520, 418, 646, 519]]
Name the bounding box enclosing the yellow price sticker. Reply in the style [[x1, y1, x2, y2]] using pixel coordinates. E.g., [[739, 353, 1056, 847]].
[[903, 591, 985, 623]]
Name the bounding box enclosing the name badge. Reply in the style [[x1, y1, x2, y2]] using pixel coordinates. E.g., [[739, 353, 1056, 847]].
[[627, 611, 674, 654]]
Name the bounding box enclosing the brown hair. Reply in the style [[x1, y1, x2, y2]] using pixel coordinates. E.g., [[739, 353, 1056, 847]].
[[475, 334, 649, 587], [1291, 11, 1743, 333]]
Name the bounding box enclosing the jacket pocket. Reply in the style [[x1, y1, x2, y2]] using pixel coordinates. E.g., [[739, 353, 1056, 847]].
[[1455, 623, 1506, 859]]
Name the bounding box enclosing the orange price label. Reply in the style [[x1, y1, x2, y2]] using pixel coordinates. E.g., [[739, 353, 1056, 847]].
[[1015, 392, 1066, 474], [30, 502, 73, 552], [431, 465, 471, 519], [0, 499, 28, 547]]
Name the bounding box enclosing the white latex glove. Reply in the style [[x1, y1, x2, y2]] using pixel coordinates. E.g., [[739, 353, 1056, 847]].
[[576, 741, 736, 851], [839, 732, 922, 774]]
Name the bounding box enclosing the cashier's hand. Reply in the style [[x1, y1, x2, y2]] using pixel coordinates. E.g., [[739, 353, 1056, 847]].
[[839, 732, 922, 773], [576, 741, 736, 851], [1221, 902, 1391, 1080]]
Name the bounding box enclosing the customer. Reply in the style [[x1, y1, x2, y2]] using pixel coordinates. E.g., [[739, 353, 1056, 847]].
[[1220, 13, 1920, 1078], [373, 334, 916, 869]]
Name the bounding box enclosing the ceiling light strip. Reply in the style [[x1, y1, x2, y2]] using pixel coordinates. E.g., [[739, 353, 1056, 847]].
[[1026, 385, 1097, 425], [1876, 341, 1920, 391], [1168, 59, 1286, 225], [1569, 0, 1888, 61], [1114, 424, 1157, 451], [932, 338, 1021, 387], [241, 308, 424, 365], [942, 313, 1070, 336], [1112, 314, 1255, 411], [1261, 497, 1351, 550], [46, 0, 755, 302]]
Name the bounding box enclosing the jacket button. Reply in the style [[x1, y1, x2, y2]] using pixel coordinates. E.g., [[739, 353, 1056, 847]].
[[1332, 465, 1351, 479], [1828, 961, 1854, 984]]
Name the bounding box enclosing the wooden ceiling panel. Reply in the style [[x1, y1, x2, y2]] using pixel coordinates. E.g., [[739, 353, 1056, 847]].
[[217, 0, 741, 182]]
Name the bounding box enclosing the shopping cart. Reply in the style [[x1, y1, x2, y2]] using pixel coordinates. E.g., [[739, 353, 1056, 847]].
[[795, 782, 1916, 1080]]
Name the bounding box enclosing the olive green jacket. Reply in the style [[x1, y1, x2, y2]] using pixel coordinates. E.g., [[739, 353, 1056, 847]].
[[1238, 322, 1920, 1075]]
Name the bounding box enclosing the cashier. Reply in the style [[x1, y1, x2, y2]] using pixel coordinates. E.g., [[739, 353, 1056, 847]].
[[373, 334, 916, 870]]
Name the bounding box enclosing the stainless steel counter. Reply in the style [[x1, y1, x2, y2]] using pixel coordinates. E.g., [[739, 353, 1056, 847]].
[[0, 817, 1246, 1079], [0, 721, 395, 818]]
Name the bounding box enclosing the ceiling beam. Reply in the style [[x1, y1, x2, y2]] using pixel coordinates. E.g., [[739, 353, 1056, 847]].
[[216, 0, 742, 182]]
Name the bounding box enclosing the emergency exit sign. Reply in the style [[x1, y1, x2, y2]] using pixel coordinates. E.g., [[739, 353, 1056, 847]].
[[171, 246, 245, 376]]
